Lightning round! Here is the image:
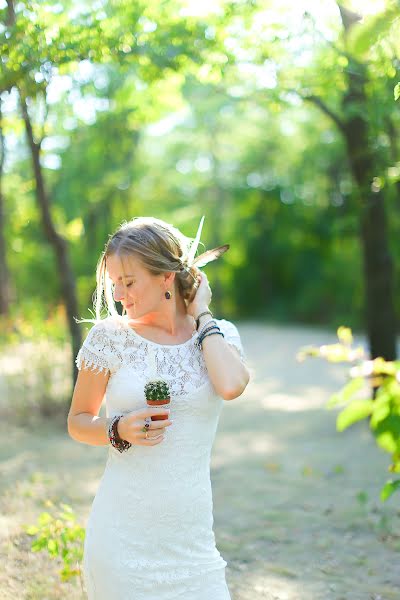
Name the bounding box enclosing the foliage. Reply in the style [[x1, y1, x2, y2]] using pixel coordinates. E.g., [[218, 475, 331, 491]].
[[23, 500, 85, 582], [0, 0, 399, 341], [298, 326, 400, 501]]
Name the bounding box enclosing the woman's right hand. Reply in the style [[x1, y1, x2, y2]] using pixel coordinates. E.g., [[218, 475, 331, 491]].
[[117, 407, 172, 446]]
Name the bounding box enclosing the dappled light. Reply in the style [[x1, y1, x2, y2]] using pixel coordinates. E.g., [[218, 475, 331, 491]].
[[1, 0, 399, 597]]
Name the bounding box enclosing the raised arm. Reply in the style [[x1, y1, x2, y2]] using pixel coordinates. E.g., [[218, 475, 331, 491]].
[[186, 271, 250, 401]]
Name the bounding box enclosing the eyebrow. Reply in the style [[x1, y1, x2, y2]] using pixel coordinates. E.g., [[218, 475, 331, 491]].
[[109, 275, 135, 281]]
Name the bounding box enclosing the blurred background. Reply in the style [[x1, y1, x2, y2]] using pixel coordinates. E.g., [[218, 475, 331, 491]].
[[0, 0, 398, 410], [1, 2, 400, 598]]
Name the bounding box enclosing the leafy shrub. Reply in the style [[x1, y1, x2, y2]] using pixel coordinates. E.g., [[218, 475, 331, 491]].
[[23, 500, 85, 583], [298, 326, 400, 501]]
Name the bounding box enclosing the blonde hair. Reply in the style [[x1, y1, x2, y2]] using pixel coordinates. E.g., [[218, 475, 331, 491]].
[[82, 217, 202, 323]]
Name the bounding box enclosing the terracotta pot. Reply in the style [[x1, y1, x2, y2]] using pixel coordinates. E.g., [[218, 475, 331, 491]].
[[146, 398, 170, 420]]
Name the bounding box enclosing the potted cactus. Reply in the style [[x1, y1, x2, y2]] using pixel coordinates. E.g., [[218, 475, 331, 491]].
[[144, 380, 170, 421]]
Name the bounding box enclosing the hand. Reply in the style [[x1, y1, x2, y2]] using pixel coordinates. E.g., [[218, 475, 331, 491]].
[[118, 407, 173, 446], [186, 270, 212, 318]]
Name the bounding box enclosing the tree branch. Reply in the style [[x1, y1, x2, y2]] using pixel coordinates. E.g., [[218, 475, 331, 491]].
[[301, 93, 346, 134], [337, 3, 362, 34]]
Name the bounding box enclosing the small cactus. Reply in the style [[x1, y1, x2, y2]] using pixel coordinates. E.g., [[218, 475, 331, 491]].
[[144, 379, 170, 401]]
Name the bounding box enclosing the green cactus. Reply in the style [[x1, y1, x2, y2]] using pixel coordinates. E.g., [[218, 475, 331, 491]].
[[144, 379, 170, 400]]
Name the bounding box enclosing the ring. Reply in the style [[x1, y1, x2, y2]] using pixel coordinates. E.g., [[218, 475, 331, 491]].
[[145, 431, 149, 439]]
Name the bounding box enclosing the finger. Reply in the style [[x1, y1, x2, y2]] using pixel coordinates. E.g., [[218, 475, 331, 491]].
[[132, 420, 172, 433], [138, 419, 173, 430], [142, 433, 164, 444], [133, 407, 171, 420], [142, 435, 164, 445]]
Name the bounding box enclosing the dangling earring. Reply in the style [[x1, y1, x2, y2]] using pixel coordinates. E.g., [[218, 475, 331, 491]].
[[165, 290, 172, 299]]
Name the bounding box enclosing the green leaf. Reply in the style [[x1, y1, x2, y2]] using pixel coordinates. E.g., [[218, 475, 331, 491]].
[[38, 512, 52, 525], [370, 394, 391, 428], [374, 415, 400, 453], [47, 539, 58, 556], [337, 326, 353, 346], [327, 377, 365, 408], [336, 400, 374, 431], [25, 525, 39, 535], [348, 7, 399, 57], [380, 479, 400, 501], [395, 83, 400, 101]]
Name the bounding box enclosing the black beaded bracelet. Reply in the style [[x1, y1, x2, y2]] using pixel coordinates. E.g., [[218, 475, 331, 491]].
[[198, 324, 220, 344], [197, 319, 217, 337], [196, 323, 220, 348], [199, 330, 224, 350], [195, 310, 213, 330], [108, 415, 132, 453]]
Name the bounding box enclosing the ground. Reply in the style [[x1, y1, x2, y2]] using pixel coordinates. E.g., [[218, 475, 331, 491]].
[[1, 322, 399, 599]]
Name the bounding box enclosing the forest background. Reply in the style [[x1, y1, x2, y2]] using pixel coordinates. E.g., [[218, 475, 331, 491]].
[[1, 1, 400, 597], [0, 0, 399, 393]]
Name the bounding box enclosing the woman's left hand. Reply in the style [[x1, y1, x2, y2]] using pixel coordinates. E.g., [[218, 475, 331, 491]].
[[186, 270, 212, 318]]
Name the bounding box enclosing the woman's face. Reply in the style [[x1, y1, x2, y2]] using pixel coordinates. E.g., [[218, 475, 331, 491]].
[[106, 254, 173, 319]]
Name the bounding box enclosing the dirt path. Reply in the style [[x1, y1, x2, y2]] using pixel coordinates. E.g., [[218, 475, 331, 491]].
[[1, 323, 399, 599]]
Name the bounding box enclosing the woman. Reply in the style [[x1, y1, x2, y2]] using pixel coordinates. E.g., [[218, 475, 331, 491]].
[[67, 216, 250, 599]]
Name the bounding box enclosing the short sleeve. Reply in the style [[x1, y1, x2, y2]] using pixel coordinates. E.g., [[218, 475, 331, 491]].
[[75, 319, 121, 375], [216, 319, 247, 363]]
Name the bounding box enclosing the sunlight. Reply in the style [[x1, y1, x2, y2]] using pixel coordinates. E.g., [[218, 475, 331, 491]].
[[180, 0, 389, 28], [349, 0, 388, 15]]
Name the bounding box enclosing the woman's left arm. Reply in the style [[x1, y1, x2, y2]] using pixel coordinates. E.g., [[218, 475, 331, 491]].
[[187, 271, 250, 401]]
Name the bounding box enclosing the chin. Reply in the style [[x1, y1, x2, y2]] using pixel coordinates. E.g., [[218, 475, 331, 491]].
[[127, 305, 143, 317]]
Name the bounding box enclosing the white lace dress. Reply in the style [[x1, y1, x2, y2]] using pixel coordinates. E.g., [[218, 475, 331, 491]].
[[75, 315, 246, 600]]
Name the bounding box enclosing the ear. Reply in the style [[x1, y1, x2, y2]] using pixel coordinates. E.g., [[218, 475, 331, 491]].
[[163, 271, 176, 286]]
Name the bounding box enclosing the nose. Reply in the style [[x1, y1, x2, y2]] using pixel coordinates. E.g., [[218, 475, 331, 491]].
[[113, 283, 124, 303]]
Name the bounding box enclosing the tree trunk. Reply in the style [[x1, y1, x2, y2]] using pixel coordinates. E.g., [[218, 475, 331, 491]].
[[337, 3, 397, 360], [20, 94, 82, 387], [0, 97, 11, 317], [342, 57, 397, 360]]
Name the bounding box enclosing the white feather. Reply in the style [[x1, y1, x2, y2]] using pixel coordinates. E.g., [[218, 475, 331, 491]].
[[186, 215, 205, 266]]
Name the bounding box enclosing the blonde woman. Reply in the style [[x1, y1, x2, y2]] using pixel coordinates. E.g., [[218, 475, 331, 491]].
[[67, 216, 250, 599]]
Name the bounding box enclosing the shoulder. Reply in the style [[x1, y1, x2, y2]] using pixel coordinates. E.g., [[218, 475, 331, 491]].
[[76, 315, 125, 374], [81, 314, 125, 341], [214, 318, 241, 337], [214, 318, 246, 362]]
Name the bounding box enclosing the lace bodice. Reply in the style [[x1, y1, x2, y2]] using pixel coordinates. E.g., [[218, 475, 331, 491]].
[[75, 315, 246, 400]]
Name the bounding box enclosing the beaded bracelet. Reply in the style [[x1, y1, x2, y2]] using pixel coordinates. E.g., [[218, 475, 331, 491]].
[[197, 318, 217, 338], [196, 322, 220, 349], [195, 310, 213, 330], [108, 415, 123, 451], [198, 324, 220, 345], [199, 330, 224, 350], [108, 415, 132, 453]]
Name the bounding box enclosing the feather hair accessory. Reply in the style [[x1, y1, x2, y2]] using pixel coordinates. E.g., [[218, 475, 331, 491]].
[[181, 215, 230, 277]]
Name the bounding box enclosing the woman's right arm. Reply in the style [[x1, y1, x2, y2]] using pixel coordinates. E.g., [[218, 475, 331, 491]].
[[67, 360, 112, 446], [67, 359, 172, 447]]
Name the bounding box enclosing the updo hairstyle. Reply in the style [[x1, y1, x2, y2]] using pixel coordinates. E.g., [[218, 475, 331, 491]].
[[91, 217, 202, 321]]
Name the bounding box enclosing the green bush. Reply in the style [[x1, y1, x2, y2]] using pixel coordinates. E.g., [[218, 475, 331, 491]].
[[23, 500, 85, 583], [298, 326, 400, 501]]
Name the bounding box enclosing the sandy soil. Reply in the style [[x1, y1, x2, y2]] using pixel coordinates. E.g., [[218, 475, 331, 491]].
[[1, 322, 399, 599]]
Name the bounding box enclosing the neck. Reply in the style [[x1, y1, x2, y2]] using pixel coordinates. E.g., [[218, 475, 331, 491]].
[[128, 294, 193, 336]]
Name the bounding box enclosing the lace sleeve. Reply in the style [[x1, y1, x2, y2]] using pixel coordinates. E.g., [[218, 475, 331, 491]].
[[75, 319, 120, 375], [216, 318, 247, 363]]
